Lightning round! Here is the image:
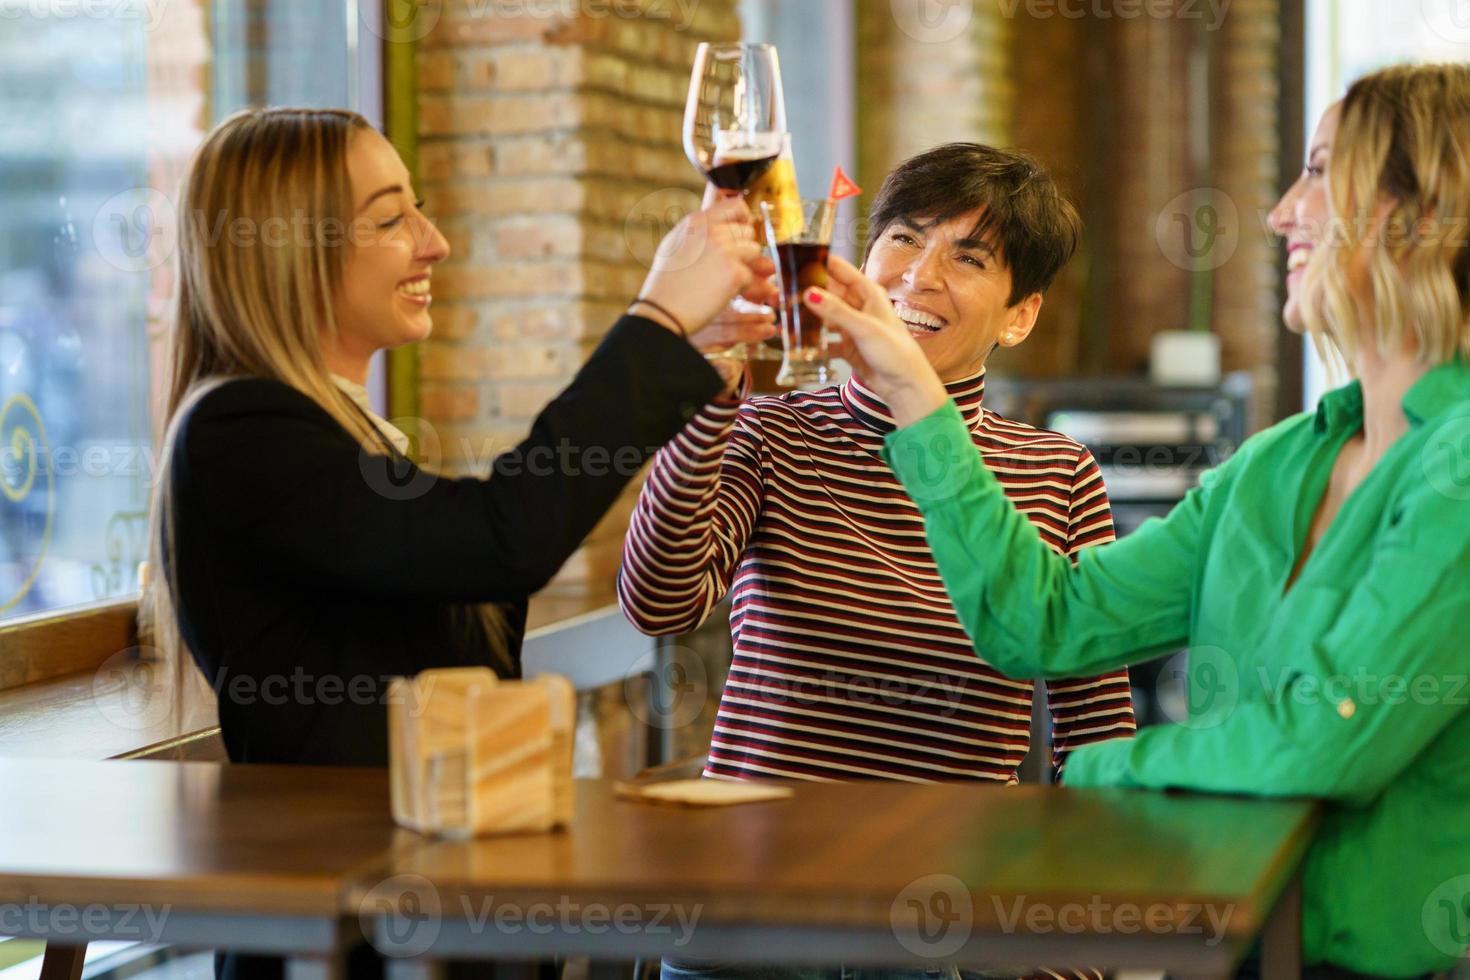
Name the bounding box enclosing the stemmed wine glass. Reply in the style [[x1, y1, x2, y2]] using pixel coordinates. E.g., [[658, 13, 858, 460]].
[[683, 42, 787, 365], [683, 42, 786, 193]]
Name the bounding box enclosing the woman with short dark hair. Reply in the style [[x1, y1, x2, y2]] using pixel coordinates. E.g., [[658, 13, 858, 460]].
[[621, 143, 1136, 980]]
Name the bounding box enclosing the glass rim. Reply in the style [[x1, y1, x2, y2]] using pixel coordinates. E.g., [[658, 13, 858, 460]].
[[695, 41, 779, 54], [759, 199, 836, 246]]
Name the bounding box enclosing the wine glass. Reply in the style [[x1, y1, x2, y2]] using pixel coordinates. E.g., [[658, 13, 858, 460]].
[[683, 42, 787, 192], [683, 42, 787, 365]]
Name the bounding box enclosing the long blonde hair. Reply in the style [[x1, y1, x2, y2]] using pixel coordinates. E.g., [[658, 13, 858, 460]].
[[141, 107, 389, 729], [1304, 63, 1470, 371]]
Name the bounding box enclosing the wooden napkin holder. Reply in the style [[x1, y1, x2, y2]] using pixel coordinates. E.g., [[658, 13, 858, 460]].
[[388, 668, 574, 838]]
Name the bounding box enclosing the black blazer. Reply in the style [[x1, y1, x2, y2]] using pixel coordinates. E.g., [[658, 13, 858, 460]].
[[168, 315, 721, 767]]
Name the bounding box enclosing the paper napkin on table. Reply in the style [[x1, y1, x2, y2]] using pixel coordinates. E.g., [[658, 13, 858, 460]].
[[615, 778, 793, 807]]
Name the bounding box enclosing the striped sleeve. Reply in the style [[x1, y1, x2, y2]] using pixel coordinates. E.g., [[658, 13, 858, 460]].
[[1046, 446, 1137, 779], [617, 400, 767, 636]]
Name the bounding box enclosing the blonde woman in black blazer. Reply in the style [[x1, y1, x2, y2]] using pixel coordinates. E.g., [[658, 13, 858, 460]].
[[148, 107, 774, 774]]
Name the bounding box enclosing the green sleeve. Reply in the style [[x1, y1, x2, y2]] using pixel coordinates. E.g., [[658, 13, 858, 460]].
[[882, 400, 1207, 679], [1064, 487, 1470, 805]]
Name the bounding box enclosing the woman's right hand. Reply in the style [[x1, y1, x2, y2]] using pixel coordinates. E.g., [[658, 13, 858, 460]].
[[636, 195, 773, 338], [804, 255, 948, 427]]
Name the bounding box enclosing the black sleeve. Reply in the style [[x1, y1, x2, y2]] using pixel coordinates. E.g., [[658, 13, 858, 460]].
[[177, 315, 723, 603]]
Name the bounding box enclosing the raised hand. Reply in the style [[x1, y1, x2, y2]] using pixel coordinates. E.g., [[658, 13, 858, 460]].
[[803, 255, 948, 427], [637, 195, 767, 338]]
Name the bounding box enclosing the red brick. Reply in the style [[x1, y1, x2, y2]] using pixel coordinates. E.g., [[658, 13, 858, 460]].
[[417, 142, 456, 182], [425, 178, 587, 217], [423, 142, 495, 180], [419, 383, 480, 421], [494, 134, 588, 176], [426, 303, 478, 341], [494, 215, 585, 259], [418, 343, 491, 382], [417, 50, 456, 90], [495, 380, 564, 420], [493, 301, 627, 342], [482, 48, 571, 90], [483, 343, 578, 382], [434, 260, 585, 301], [495, 305, 566, 342], [575, 51, 627, 90], [419, 93, 580, 136], [422, 3, 569, 48]]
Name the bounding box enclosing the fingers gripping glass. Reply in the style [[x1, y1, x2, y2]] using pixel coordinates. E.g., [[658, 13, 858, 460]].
[[684, 43, 788, 368]]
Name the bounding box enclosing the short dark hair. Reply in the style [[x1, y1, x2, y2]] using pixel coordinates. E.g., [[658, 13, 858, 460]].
[[863, 143, 1081, 306]]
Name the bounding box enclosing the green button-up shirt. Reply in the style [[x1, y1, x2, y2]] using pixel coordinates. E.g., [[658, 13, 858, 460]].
[[882, 359, 1470, 976]]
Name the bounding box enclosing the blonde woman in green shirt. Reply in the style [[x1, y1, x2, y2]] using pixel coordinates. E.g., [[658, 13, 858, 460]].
[[803, 62, 1470, 978]]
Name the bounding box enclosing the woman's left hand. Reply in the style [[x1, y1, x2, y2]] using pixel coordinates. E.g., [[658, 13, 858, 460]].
[[804, 255, 948, 427]]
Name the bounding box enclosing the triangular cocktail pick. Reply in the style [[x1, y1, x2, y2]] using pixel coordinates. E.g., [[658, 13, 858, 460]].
[[828, 165, 862, 202]]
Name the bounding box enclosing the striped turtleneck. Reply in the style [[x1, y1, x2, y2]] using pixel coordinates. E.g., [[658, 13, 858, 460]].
[[619, 370, 1135, 783]]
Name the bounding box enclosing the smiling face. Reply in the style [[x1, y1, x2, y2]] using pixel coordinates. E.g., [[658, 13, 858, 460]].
[[862, 209, 1043, 382], [1269, 102, 1340, 333], [331, 129, 450, 381]]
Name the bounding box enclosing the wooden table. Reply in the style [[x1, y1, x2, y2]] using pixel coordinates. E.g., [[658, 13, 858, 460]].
[[353, 780, 1317, 980], [0, 761, 1316, 980], [0, 758, 406, 980]]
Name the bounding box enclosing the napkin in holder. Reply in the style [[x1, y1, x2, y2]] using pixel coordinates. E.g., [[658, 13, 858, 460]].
[[388, 667, 574, 837]]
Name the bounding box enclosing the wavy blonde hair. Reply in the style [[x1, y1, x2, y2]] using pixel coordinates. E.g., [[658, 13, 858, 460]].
[[141, 107, 387, 733], [1303, 63, 1470, 372]]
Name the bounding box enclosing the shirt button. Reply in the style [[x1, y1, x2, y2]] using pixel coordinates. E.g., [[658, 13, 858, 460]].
[[1337, 698, 1357, 720]]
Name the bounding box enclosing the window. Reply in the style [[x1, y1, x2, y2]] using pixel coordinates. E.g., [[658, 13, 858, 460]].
[[1300, 0, 1470, 408], [0, 1, 377, 623]]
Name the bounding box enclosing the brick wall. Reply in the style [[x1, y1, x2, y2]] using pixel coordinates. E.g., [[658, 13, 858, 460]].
[[854, 1, 1013, 190], [414, 0, 741, 609]]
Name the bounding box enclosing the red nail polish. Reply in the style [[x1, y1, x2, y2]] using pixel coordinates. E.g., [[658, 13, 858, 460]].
[[807, 290, 822, 306]]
